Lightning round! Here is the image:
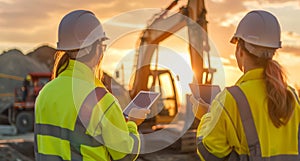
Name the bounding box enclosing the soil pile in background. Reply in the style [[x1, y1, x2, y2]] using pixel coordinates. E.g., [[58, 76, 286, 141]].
[[0, 46, 55, 113], [0, 45, 128, 116]]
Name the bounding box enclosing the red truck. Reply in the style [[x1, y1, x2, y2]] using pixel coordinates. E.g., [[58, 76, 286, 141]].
[[10, 72, 52, 133]]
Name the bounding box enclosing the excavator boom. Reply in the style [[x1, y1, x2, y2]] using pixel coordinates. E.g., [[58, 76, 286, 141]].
[[130, 0, 212, 98], [126, 0, 214, 152]]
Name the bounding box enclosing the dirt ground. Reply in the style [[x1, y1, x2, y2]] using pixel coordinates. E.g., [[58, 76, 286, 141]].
[[0, 133, 200, 161]]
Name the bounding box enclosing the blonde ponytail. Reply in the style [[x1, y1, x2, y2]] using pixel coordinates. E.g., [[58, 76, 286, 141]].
[[52, 51, 70, 79], [264, 59, 295, 127]]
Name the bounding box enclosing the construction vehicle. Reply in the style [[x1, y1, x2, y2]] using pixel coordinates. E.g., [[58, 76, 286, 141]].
[[126, 0, 216, 153], [1, 72, 51, 134]]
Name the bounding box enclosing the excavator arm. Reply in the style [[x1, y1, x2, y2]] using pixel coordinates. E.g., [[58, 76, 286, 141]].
[[130, 0, 213, 98]]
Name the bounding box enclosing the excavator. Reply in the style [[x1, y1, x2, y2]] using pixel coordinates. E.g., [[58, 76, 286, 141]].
[[126, 0, 216, 153]]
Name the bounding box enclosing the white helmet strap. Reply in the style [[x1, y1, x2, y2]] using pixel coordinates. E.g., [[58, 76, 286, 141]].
[[77, 46, 93, 58], [67, 45, 93, 59], [244, 42, 275, 59]]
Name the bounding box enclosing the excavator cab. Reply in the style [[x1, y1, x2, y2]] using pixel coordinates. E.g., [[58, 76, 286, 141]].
[[148, 70, 178, 120], [138, 69, 179, 131]]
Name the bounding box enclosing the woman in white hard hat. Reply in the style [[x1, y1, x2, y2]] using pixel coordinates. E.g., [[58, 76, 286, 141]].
[[191, 10, 300, 160], [35, 10, 149, 161]]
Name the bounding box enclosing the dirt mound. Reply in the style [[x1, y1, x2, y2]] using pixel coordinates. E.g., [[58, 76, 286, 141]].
[[0, 46, 55, 113], [27, 45, 56, 69], [0, 45, 125, 114]]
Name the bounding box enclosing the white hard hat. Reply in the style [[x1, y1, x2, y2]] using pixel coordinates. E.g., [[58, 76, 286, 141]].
[[230, 10, 281, 49], [57, 10, 108, 51]]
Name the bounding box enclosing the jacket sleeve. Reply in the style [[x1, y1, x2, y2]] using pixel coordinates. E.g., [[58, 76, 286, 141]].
[[99, 99, 140, 161], [196, 90, 237, 161]]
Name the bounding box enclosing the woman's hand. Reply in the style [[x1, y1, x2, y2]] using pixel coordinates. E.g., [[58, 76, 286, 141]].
[[128, 108, 151, 126], [190, 96, 210, 120]]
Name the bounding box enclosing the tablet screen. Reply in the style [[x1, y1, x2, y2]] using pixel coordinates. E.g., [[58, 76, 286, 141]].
[[189, 84, 221, 104], [123, 91, 160, 115]]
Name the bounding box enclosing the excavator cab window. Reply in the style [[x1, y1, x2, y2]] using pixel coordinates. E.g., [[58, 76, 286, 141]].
[[147, 69, 178, 124], [157, 72, 176, 116]]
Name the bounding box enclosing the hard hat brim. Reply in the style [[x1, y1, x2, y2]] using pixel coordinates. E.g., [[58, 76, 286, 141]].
[[230, 37, 238, 44], [101, 36, 109, 41], [57, 36, 109, 51]]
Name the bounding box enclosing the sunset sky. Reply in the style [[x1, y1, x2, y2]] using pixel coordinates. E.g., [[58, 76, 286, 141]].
[[0, 0, 300, 89]]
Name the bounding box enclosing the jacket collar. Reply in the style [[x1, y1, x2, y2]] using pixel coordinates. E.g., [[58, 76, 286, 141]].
[[236, 68, 265, 85], [59, 60, 105, 87]]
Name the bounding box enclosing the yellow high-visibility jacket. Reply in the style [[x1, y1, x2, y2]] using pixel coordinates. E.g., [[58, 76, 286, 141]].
[[197, 68, 300, 160], [35, 60, 140, 161]]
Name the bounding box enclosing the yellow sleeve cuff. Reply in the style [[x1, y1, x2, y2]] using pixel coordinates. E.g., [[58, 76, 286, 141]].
[[127, 121, 138, 134]]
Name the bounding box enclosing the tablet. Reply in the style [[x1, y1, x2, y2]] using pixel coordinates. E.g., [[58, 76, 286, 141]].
[[123, 91, 160, 115], [189, 83, 221, 104]]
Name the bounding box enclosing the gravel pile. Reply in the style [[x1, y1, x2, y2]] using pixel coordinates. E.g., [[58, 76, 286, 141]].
[[0, 46, 55, 114]]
